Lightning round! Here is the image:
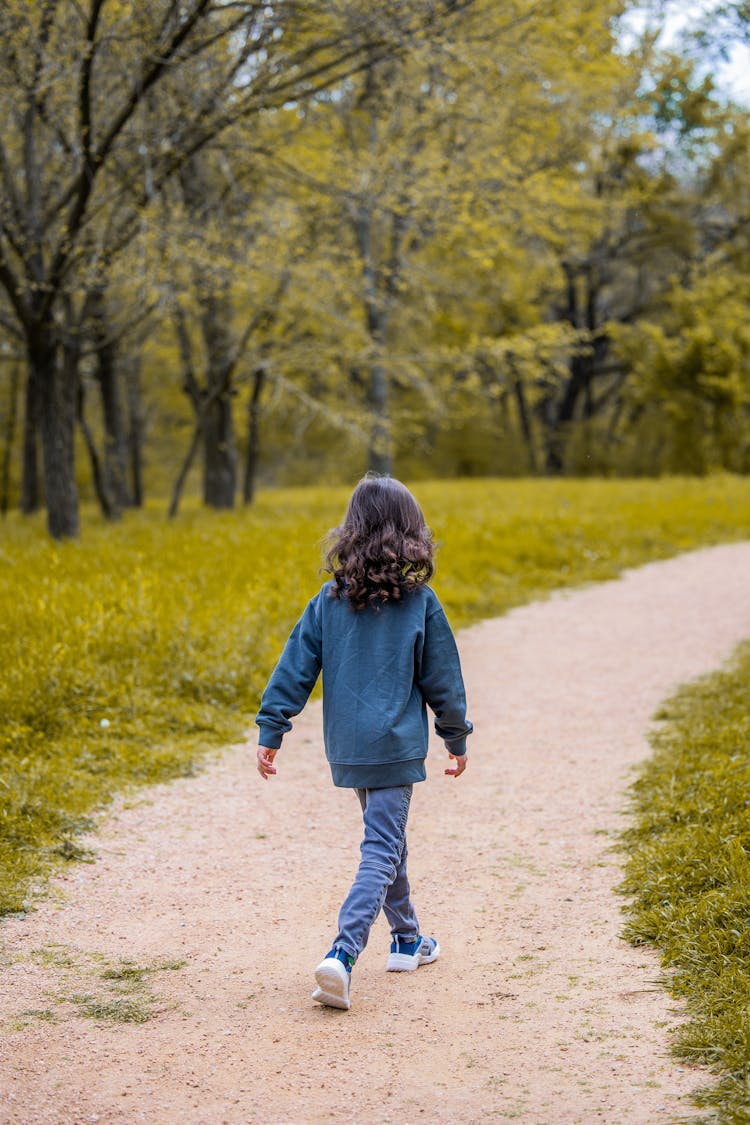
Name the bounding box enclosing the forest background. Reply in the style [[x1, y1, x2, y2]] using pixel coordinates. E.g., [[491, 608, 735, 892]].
[[2, 0, 750, 541]]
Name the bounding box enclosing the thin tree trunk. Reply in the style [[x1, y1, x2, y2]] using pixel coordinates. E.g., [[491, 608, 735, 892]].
[[545, 262, 609, 473], [510, 366, 538, 474], [606, 395, 625, 447], [169, 363, 246, 519], [176, 294, 238, 510], [356, 204, 393, 477], [77, 375, 114, 520], [179, 159, 237, 510], [243, 367, 265, 506], [94, 339, 131, 514], [544, 361, 587, 475], [124, 353, 144, 507], [20, 367, 41, 514], [89, 288, 131, 512], [1, 362, 21, 516], [168, 421, 202, 519], [203, 387, 236, 508], [200, 287, 237, 509], [367, 359, 391, 475], [545, 262, 585, 474], [32, 328, 80, 540]]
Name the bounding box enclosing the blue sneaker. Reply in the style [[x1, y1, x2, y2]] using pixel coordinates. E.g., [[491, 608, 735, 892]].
[[386, 935, 440, 972], [312, 947, 355, 1010]]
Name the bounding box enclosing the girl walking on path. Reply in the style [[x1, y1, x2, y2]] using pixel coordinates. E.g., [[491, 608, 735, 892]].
[[256, 475, 473, 1011]]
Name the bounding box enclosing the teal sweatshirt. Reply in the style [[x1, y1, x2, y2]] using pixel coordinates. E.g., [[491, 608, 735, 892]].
[[255, 581, 472, 788]]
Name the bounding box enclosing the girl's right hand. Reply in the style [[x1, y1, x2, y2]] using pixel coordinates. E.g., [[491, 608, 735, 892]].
[[257, 746, 278, 780]]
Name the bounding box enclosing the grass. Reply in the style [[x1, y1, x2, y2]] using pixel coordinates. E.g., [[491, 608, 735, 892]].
[[69, 993, 155, 1024], [8, 1008, 60, 1031], [1, 474, 749, 919], [69, 955, 188, 1024], [621, 641, 750, 1125], [2, 946, 187, 1030]]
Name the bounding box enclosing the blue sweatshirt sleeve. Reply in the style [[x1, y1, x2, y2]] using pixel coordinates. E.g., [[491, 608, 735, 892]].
[[255, 594, 323, 749], [417, 601, 473, 756]]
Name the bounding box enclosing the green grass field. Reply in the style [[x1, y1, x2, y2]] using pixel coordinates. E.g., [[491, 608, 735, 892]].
[[2, 475, 749, 918], [622, 641, 750, 1125]]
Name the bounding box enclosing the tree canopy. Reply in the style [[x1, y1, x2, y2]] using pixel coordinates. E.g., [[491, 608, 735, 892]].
[[1, 0, 748, 536]]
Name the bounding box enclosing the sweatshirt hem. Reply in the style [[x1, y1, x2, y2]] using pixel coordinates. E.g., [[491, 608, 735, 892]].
[[330, 758, 427, 789]]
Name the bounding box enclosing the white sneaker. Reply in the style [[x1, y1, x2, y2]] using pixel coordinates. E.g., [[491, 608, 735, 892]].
[[386, 935, 440, 972], [312, 949, 353, 1010]]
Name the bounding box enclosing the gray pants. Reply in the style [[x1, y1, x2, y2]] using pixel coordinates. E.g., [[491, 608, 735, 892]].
[[333, 785, 420, 959]]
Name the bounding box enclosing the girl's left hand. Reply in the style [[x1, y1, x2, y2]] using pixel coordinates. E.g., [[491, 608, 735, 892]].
[[445, 752, 467, 778], [257, 746, 278, 780]]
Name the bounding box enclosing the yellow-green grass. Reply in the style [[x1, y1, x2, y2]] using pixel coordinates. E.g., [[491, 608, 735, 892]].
[[621, 642, 750, 1125], [1, 475, 749, 916]]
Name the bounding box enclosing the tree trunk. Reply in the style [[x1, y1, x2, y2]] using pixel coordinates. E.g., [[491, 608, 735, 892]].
[[1, 362, 21, 516], [545, 262, 608, 473], [200, 285, 237, 509], [124, 353, 145, 507], [179, 159, 237, 510], [243, 367, 265, 506], [20, 367, 41, 514], [170, 319, 238, 519], [168, 421, 202, 520], [544, 360, 588, 474], [94, 334, 132, 515], [510, 364, 538, 474], [367, 359, 392, 475], [545, 262, 587, 474], [89, 288, 131, 513], [362, 244, 392, 475], [203, 388, 237, 508], [32, 329, 79, 540], [77, 374, 115, 521], [355, 202, 393, 477]]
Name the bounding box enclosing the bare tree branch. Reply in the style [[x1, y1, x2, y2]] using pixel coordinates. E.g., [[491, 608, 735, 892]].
[[43, 0, 214, 308], [79, 0, 107, 171]]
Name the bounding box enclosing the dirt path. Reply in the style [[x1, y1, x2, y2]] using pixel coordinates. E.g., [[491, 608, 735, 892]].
[[3, 542, 750, 1125]]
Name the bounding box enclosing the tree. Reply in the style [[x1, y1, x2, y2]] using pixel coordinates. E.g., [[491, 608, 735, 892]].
[[612, 269, 750, 471], [605, 75, 750, 472], [166, 149, 299, 513], [269, 0, 637, 475], [0, 0, 447, 537]]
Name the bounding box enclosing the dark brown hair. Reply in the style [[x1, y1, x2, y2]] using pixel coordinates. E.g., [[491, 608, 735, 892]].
[[325, 475, 434, 610]]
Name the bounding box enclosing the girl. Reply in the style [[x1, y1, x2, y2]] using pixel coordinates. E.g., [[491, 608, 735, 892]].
[[256, 475, 472, 1010]]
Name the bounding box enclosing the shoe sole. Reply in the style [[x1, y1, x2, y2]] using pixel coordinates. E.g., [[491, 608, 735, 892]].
[[313, 958, 351, 1010], [386, 939, 441, 972]]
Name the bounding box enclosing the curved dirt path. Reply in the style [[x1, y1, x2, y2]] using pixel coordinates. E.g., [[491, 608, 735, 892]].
[[3, 542, 750, 1125]]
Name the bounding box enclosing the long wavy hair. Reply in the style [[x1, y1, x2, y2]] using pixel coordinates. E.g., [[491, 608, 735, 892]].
[[325, 475, 435, 610]]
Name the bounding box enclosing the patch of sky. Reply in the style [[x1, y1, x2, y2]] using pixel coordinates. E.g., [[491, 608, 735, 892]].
[[619, 0, 750, 103]]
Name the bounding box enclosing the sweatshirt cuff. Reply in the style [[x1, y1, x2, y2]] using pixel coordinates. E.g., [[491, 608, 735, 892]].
[[445, 737, 467, 757], [258, 726, 283, 750]]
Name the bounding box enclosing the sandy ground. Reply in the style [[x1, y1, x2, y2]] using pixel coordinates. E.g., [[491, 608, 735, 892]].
[[3, 542, 750, 1125]]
